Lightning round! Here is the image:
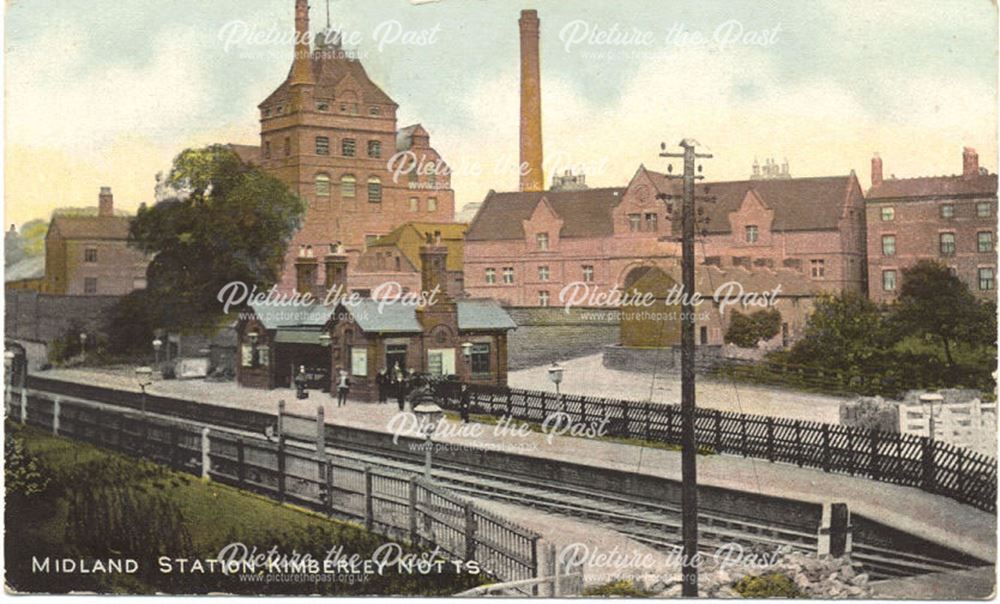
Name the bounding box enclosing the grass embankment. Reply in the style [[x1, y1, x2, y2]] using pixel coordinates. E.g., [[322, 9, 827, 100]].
[[5, 423, 485, 595]]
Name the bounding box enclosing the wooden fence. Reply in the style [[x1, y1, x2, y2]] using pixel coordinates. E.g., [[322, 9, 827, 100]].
[[437, 382, 997, 513], [7, 389, 541, 586]]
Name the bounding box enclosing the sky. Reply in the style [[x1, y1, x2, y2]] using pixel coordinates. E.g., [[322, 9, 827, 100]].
[[3, 0, 998, 227]]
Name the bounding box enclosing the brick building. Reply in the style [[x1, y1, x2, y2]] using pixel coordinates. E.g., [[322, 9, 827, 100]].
[[866, 148, 998, 303], [233, 0, 455, 292], [42, 187, 148, 296], [352, 222, 467, 299]]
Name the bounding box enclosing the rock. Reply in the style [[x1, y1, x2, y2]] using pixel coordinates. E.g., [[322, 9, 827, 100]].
[[716, 586, 741, 599], [839, 565, 856, 580], [850, 573, 869, 586], [660, 584, 683, 598]]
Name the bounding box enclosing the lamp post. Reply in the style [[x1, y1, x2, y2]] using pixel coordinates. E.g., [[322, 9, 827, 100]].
[[547, 361, 564, 396], [152, 337, 163, 373], [79, 332, 88, 361], [248, 330, 259, 368], [136, 366, 153, 453], [413, 400, 443, 479]]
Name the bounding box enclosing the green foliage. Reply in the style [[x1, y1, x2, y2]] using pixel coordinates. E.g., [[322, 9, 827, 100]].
[[104, 290, 159, 355], [5, 433, 52, 501], [583, 579, 655, 597], [47, 321, 86, 363], [732, 572, 801, 598], [725, 309, 783, 348], [125, 144, 305, 331], [788, 292, 888, 373], [19, 219, 48, 257]]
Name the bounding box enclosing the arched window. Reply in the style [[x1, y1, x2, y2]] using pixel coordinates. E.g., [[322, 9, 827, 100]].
[[341, 175, 356, 198], [315, 173, 331, 197], [367, 177, 382, 203]]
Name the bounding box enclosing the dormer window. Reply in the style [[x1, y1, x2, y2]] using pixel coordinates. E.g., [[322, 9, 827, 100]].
[[628, 214, 641, 232], [745, 225, 759, 243], [536, 233, 549, 251]]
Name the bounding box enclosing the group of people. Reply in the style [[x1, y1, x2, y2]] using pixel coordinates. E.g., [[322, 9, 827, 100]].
[[375, 364, 418, 411]]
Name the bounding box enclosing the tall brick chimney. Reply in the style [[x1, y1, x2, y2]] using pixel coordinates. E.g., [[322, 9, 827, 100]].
[[289, 0, 314, 111], [98, 186, 114, 217], [871, 153, 883, 188], [963, 147, 979, 179], [519, 9, 543, 192]]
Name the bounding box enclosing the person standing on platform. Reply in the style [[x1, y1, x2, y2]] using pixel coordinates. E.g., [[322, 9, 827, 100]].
[[376, 367, 389, 404], [335, 369, 350, 407]]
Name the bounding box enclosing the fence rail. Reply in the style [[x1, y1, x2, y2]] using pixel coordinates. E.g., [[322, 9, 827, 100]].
[[436, 382, 997, 513], [7, 389, 540, 585]]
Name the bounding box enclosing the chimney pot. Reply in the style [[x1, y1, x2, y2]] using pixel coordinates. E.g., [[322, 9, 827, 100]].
[[871, 153, 883, 188], [963, 147, 979, 179], [98, 187, 114, 217]]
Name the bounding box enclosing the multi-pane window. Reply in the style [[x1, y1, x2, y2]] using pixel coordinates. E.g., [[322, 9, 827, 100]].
[[538, 291, 550, 307], [810, 259, 825, 279], [341, 175, 356, 198], [882, 269, 897, 291], [978, 231, 994, 253], [502, 267, 514, 284], [582, 265, 594, 283], [283, 137, 291, 157], [471, 343, 491, 375], [84, 248, 98, 263], [342, 138, 356, 157], [317, 102, 330, 112], [882, 235, 896, 256], [644, 213, 658, 231], [315, 173, 331, 197], [485, 268, 496, 284], [939, 232, 956, 256], [536, 233, 549, 251], [368, 140, 381, 158], [315, 136, 330, 155], [428, 197, 438, 212], [367, 177, 382, 203], [538, 266, 549, 282], [977, 202, 992, 218], [364, 235, 379, 249], [979, 267, 995, 291], [409, 197, 419, 212], [745, 225, 759, 243], [881, 207, 895, 221], [84, 277, 97, 294], [628, 214, 641, 232], [369, 106, 381, 116], [940, 204, 955, 218]]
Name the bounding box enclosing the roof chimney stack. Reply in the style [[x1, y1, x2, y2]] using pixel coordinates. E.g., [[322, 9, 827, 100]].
[[519, 10, 543, 192], [323, 242, 349, 295], [99, 187, 114, 217], [871, 153, 883, 188], [419, 233, 450, 303], [963, 147, 979, 179]]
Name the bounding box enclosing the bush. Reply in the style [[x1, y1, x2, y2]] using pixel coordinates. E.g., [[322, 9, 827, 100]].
[[732, 572, 801, 598], [583, 579, 655, 597], [725, 309, 782, 348]]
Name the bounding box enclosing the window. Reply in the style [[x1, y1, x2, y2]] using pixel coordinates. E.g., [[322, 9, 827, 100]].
[[939, 232, 956, 256], [315, 136, 330, 155], [502, 267, 514, 284], [979, 267, 995, 291], [745, 225, 759, 243], [409, 197, 419, 212], [283, 137, 291, 157], [882, 235, 896, 256], [538, 266, 549, 282], [84, 248, 98, 263], [317, 102, 329, 111], [241, 344, 254, 368], [257, 345, 270, 367], [882, 269, 897, 291], [700, 326, 709, 345], [263, 108, 271, 118], [342, 138, 356, 157], [428, 173, 437, 189], [427, 197, 438, 212], [978, 231, 994, 253], [582, 265, 594, 283], [810, 259, 825, 279], [364, 234, 379, 249], [628, 214, 641, 232], [276, 105, 284, 114], [367, 177, 382, 203], [644, 213, 658, 231], [940, 204, 954, 218], [386, 344, 407, 373], [485, 268, 496, 285], [264, 141, 271, 159], [349, 103, 359, 115], [881, 207, 895, 221], [84, 277, 97, 294], [340, 103, 347, 112], [977, 202, 992, 217], [341, 175, 357, 198], [315, 174, 331, 197], [369, 106, 380, 116], [538, 291, 550, 306], [350, 348, 368, 377], [368, 140, 381, 158], [471, 343, 491, 376], [536, 232, 549, 251]]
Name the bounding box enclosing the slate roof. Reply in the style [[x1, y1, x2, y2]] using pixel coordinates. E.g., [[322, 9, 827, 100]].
[[250, 302, 334, 329], [396, 124, 428, 152], [339, 299, 423, 333], [4, 256, 45, 282], [457, 300, 517, 330], [49, 216, 132, 240], [866, 174, 997, 200], [260, 51, 397, 109], [227, 143, 262, 165], [370, 222, 467, 272], [465, 188, 626, 241]]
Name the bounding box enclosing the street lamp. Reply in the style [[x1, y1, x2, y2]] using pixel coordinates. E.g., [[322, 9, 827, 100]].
[[461, 341, 473, 360], [152, 337, 163, 372], [79, 332, 88, 360], [319, 333, 331, 347], [413, 400, 444, 479], [547, 361, 565, 396]]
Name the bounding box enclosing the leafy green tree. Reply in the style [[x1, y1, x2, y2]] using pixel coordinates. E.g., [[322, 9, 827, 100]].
[[725, 308, 782, 348], [788, 292, 889, 374], [19, 219, 48, 257], [124, 145, 305, 332]]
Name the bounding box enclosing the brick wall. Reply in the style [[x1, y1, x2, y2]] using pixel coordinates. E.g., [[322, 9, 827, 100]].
[[4, 289, 121, 343], [506, 306, 620, 370]]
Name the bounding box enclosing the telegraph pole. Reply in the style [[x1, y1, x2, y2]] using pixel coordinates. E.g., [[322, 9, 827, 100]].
[[659, 138, 712, 597]]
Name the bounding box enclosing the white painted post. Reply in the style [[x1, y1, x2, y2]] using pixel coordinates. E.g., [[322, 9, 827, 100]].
[[20, 385, 28, 425], [201, 427, 211, 480], [52, 397, 60, 435]]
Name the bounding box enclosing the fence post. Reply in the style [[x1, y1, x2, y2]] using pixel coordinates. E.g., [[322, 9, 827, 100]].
[[766, 416, 775, 462], [20, 386, 27, 425], [869, 431, 880, 480], [955, 448, 965, 503], [277, 399, 286, 438], [821, 424, 831, 472], [237, 437, 246, 487], [170, 425, 180, 469], [201, 427, 211, 480], [530, 537, 540, 596], [540, 392, 547, 421], [546, 543, 558, 598], [505, 390, 513, 418], [278, 434, 287, 503], [408, 476, 419, 544], [620, 400, 629, 436], [714, 410, 723, 453], [846, 429, 855, 476], [52, 397, 61, 435], [921, 439, 936, 493], [326, 458, 335, 516], [364, 467, 374, 531], [316, 405, 326, 454], [464, 502, 477, 561]]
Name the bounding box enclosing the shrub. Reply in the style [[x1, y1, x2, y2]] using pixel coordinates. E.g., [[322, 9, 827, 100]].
[[583, 579, 655, 597], [732, 572, 801, 598], [725, 309, 782, 348]]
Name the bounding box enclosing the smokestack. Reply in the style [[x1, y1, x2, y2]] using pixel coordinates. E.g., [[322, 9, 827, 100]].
[[289, 0, 314, 111], [963, 147, 979, 179], [519, 9, 543, 192], [871, 153, 883, 188], [99, 187, 114, 217]]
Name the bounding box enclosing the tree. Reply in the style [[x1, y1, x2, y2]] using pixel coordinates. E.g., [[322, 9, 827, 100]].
[[788, 292, 889, 374], [890, 260, 995, 373], [724, 309, 782, 348], [125, 145, 305, 332]]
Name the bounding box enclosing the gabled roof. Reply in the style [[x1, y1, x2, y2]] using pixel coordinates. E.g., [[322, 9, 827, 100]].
[[867, 173, 997, 200], [4, 256, 44, 283], [457, 299, 517, 330], [644, 168, 859, 234], [249, 302, 334, 330], [227, 143, 261, 165], [260, 51, 397, 109], [396, 124, 429, 151], [466, 188, 626, 241], [338, 299, 423, 333], [370, 222, 467, 272], [48, 215, 132, 241]]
